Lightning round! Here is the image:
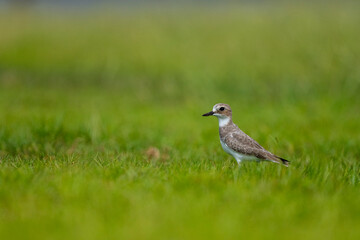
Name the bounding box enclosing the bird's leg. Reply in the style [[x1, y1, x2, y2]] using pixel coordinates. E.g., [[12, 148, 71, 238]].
[[233, 161, 242, 181], [232, 158, 242, 182], [236, 158, 242, 167]]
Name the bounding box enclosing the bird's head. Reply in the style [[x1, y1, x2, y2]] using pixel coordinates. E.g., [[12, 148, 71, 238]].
[[202, 103, 232, 119]]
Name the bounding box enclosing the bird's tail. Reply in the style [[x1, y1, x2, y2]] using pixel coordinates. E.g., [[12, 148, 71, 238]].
[[268, 155, 290, 167], [279, 157, 290, 167]]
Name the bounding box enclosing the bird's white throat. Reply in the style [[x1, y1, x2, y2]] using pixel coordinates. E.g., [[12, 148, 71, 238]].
[[217, 116, 230, 127]]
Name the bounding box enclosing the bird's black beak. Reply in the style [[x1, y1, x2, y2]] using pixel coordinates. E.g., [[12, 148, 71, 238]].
[[202, 111, 214, 116]]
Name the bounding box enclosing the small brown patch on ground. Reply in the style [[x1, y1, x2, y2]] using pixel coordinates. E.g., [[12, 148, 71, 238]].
[[145, 147, 160, 161]]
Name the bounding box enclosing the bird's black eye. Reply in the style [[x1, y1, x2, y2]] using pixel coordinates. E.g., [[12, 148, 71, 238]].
[[219, 107, 225, 111]]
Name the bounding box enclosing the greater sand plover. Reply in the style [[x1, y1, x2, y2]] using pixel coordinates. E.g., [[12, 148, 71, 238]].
[[203, 103, 289, 166]]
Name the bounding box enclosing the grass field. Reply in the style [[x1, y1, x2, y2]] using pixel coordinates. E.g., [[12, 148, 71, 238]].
[[0, 4, 360, 240]]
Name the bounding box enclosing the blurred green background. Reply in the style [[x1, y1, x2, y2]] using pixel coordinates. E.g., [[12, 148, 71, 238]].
[[0, 2, 360, 240]]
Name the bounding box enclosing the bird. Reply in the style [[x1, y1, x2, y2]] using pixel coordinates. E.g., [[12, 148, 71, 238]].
[[202, 103, 289, 166]]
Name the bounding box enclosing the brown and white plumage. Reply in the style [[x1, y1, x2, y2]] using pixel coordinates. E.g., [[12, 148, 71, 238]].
[[203, 103, 289, 166]]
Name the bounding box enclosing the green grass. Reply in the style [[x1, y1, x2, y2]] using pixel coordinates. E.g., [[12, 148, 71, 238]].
[[1, 4, 360, 240]]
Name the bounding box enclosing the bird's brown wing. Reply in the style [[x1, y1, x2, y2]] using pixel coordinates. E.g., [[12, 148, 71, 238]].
[[223, 132, 280, 162]]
